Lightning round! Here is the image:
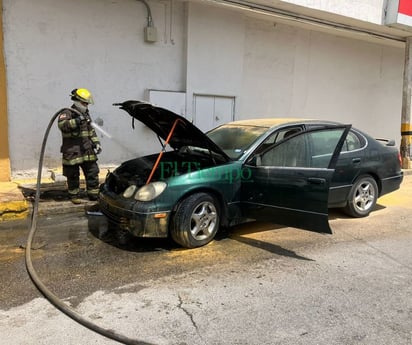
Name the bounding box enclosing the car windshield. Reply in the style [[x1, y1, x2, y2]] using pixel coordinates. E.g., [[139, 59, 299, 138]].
[[207, 124, 269, 159]]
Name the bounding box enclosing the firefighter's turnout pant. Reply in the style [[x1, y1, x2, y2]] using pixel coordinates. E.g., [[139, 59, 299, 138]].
[[63, 161, 100, 199]]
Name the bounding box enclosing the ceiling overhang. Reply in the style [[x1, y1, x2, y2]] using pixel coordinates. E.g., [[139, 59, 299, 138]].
[[197, 0, 412, 48]]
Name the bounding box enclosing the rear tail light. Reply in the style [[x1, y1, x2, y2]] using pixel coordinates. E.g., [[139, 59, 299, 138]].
[[397, 152, 402, 166]]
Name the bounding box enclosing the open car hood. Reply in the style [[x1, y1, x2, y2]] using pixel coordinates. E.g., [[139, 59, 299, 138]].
[[114, 100, 230, 160]]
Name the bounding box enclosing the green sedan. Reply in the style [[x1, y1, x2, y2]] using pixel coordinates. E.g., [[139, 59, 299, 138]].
[[98, 101, 403, 248]]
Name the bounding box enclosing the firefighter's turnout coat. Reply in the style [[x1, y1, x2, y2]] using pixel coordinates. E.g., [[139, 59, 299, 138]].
[[58, 106, 100, 165]]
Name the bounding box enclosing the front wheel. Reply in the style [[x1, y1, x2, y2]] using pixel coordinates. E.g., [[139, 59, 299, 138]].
[[343, 175, 378, 218], [170, 193, 220, 248]]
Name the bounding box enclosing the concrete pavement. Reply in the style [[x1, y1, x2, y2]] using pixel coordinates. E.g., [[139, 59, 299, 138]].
[[0, 168, 410, 222]]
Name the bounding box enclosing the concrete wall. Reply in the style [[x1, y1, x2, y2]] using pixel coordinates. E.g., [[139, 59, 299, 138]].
[[242, 20, 404, 134], [2, 0, 405, 176], [187, 3, 404, 141], [186, 4, 245, 118], [3, 0, 187, 175]]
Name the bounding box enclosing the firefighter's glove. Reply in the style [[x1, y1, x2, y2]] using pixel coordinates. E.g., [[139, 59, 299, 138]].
[[95, 144, 102, 154]]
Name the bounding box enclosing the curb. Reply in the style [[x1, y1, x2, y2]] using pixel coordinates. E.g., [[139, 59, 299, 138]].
[[0, 172, 110, 221], [0, 198, 96, 221], [0, 200, 30, 221], [35, 200, 98, 216]]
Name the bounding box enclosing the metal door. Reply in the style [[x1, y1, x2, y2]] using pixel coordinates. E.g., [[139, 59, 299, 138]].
[[193, 94, 235, 132]]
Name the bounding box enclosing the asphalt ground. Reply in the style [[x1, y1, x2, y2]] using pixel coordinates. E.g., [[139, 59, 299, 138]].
[[0, 174, 411, 344]]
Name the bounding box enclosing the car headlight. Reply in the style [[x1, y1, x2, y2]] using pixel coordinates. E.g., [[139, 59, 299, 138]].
[[123, 185, 137, 198], [134, 181, 167, 201]]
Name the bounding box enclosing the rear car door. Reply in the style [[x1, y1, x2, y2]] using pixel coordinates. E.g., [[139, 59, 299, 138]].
[[241, 125, 351, 234]]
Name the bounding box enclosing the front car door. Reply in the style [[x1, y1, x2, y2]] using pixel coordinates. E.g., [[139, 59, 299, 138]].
[[241, 125, 351, 234]]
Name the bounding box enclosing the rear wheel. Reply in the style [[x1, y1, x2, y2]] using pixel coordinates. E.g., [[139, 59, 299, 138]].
[[171, 193, 220, 248], [343, 175, 378, 218]]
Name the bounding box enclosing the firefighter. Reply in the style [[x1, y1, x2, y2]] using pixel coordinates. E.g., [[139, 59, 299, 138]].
[[57, 88, 102, 204]]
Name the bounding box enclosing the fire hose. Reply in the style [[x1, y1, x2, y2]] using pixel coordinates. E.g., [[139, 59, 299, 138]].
[[25, 108, 153, 345]]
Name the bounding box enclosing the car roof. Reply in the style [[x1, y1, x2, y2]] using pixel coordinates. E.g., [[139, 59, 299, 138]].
[[224, 118, 309, 128], [223, 118, 343, 129]]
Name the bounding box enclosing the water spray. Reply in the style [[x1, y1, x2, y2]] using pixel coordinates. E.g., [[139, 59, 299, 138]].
[[91, 122, 137, 155], [91, 120, 156, 170], [91, 122, 113, 139]]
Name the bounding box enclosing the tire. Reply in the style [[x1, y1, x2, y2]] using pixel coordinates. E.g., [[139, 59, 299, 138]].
[[343, 175, 378, 218], [170, 193, 220, 248]]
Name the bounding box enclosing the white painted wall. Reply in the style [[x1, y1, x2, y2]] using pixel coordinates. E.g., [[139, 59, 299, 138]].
[[2, 0, 405, 176], [240, 18, 404, 141], [3, 0, 186, 173], [185, 3, 245, 120], [187, 3, 404, 142]]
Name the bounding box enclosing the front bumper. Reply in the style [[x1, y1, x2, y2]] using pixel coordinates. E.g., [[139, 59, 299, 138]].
[[99, 193, 171, 238]]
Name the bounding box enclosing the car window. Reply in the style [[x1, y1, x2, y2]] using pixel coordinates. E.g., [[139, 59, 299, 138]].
[[341, 130, 361, 152], [254, 127, 302, 155], [261, 134, 307, 167], [268, 127, 302, 143], [311, 130, 343, 156], [207, 124, 269, 159], [259, 128, 346, 168]]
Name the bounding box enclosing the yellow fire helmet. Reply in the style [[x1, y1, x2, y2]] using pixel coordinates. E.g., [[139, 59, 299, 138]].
[[71, 88, 94, 104]]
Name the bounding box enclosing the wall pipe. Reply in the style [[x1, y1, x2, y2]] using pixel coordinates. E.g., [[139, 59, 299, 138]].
[[136, 0, 155, 27]]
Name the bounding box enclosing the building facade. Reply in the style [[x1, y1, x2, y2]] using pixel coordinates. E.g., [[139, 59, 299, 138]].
[[1, 0, 411, 180]]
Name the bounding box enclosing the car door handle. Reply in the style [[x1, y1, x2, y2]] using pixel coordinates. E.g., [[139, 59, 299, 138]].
[[352, 158, 361, 164], [308, 177, 326, 185]]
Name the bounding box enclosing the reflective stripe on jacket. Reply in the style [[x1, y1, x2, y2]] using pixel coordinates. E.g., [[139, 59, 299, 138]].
[[58, 106, 100, 165]]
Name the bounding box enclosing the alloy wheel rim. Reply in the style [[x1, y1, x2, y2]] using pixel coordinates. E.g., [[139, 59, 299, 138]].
[[190, 201, 217, 240], [353, 181, 375, 212]]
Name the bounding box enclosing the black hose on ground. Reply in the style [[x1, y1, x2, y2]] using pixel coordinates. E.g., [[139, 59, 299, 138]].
[[25, 108, 153, 345]]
